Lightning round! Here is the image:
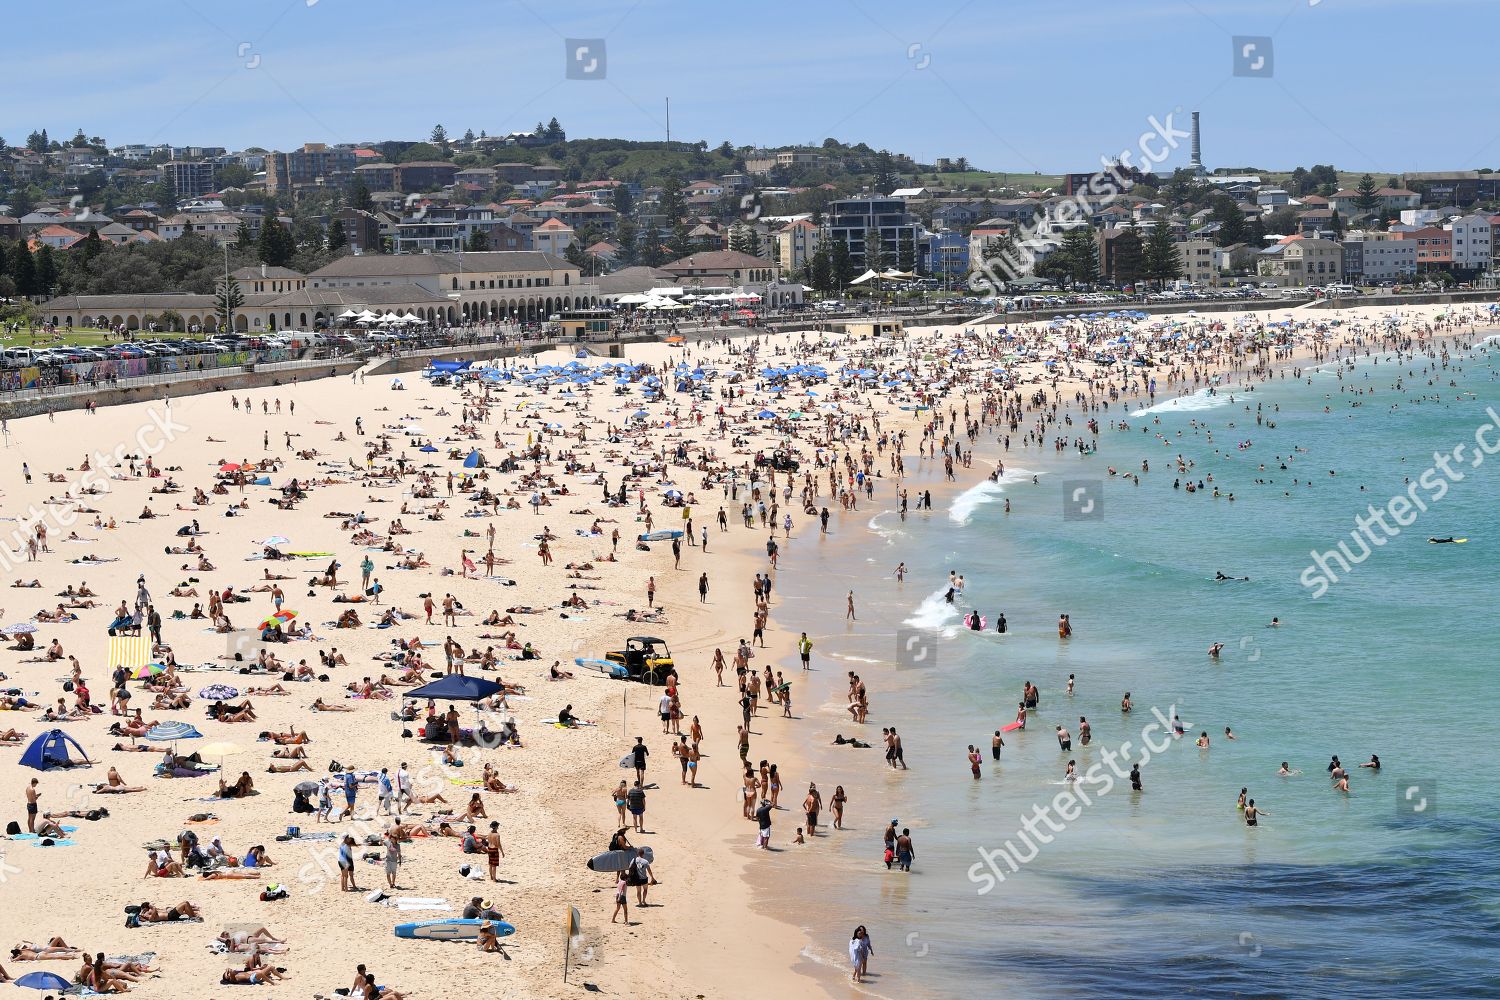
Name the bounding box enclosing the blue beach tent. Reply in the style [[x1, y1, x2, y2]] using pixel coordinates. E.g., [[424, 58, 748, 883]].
[[20, 729, 92, 770], [407, 675, 503, 701]]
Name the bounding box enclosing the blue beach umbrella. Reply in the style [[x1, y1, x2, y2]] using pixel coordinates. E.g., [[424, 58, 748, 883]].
[[15, 971, 71, 991], [146, 721, 202, 742]]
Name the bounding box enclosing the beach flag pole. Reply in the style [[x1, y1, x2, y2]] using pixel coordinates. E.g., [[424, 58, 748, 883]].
[[564, 905, 581, 982]]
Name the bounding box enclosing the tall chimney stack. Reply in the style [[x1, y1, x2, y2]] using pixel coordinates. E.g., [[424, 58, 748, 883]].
[[1190, 112, 1204, 175]]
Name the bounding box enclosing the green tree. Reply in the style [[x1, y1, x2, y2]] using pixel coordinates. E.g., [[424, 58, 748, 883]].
[[215, 163, 252, 189], [873, 150, 898, 193], [659, 174, 685, 223], [563, 241, 588, 269], [9, 241, 36, 297], [326, 219, 348, 253], [466, 229, 489, 251], [614, 219, 639, 266], [25, 129, 48, 153], [1109, 227, 1144, 287], [33, 243, 58, 294], [862, 228, 886, 272], [1354, 173, 1379, 216], [350, 179, 375, 213], [214, 275, 244, 329], [546, 117, 564, 143], [727, 223, 747, 254], [829, 239, 854, 288], [808, 246, 833, 293], [1059, 227, 1100, 285], [235, 221, 254, 254], [1207, 192, 1247, 247], [744, 227, 761, 258], [70, 128, 88, 147], [257, 218, 295, 267], [75, 229, 106, 265], [1330, 209, 1345, 239], [638, 229, 666, 267], [612, 185, 634, 217], [668, 221, 693, 258], [152, 175, 178, 213], [897, 230, 916, 274], [430, 124, 450, 155], [1144, 220, 1183, 288]]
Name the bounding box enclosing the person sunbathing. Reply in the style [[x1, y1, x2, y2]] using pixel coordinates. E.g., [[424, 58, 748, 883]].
[[221, 964, 288, 985], [11, 579, 40, 588], [10, 938, 81, 960], [136, 901, 201, 922], [413, 791, 449, 805], [336, 610, 363, 629], [245, 684, 289, 696], [151, 693, 191, 710], [267, 760, 311, 773], [271, 745, 307, 759], [217, 928, 286, 952], [0, 728, 26, 743], [263, 727, 310, 745], [44, 808, 109, 821], [209, 700, 256, 723], [311, 698, 354, 713]]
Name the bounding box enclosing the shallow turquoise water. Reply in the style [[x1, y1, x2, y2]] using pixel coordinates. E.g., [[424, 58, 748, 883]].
[[769, 338, 1500, 998]]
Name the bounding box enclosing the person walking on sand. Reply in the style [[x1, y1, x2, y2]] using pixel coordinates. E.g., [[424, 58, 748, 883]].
[[631, 736, 649, 784], [846, 590, 856, 620], [383, 828, 402, 889], [612, 871, 630, 924], [698, 573, 709, 603], [338, 835, 361, 892], [849, 926, 874, 983], [646, 577, 656, 609]]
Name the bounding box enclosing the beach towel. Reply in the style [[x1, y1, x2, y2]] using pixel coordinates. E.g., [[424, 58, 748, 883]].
[[108, 636, 151, 670]]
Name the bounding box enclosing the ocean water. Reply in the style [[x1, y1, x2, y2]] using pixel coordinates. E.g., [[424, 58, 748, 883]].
[[767, 338, 1500, 998]]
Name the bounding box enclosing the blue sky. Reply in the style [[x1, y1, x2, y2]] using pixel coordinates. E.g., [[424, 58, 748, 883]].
[[8, 0, 1498, 174]]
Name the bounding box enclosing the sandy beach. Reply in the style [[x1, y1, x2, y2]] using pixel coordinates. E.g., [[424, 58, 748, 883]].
[[0, 299, 1488, 999]]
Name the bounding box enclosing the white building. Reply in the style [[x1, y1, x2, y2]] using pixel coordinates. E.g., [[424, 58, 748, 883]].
[[1349, 236, 1417, 282], [1399, 209, 1440, 228], [1446, 214, 1492, 269]]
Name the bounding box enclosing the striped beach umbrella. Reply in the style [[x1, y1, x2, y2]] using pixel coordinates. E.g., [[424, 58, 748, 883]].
[[145, 721, 202, 742]]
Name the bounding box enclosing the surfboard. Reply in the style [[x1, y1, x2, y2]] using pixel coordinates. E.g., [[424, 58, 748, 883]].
[[576, 657, 628, 678], [1001, 721, 1024, 732], [1428, 537, 1468, 544], [963, 613, 988, 630], [587, 846, 654, 872], [394, 918, 515, 940], [638, 530, 684, 541], [619, 753, 635, 769]]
